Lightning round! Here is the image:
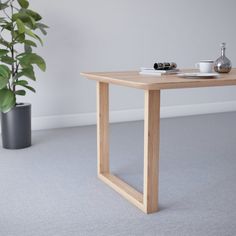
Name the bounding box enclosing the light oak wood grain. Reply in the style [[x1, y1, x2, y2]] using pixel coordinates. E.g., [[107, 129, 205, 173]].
[[97, 82, 109, 174], [143, 90, 160, 213], [98, 173, 144, 211], [83, 68, 236, 214], [96, 81, 145, 212], [96, 81, 161, 213], [81, 69, 236, 90]]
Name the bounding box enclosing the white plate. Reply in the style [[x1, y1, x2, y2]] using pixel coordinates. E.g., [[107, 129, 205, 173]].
[[178, 72, 219, 79]]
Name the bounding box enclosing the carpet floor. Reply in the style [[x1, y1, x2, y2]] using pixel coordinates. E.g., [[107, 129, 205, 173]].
[[0, 112, 236, 236]]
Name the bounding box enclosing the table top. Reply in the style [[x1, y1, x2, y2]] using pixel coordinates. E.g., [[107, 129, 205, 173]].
[[81, 69, 236, 90]]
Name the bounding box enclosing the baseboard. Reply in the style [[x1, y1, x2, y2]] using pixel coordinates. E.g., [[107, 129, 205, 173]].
[[30, 101, 236, 131], [1, 101, 235, 132]]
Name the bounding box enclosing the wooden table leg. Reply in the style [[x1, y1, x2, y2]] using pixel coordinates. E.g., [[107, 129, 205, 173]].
[[143, 90, 160, 213], [97, 82, 110, 175], [96, 83, 160, 214]]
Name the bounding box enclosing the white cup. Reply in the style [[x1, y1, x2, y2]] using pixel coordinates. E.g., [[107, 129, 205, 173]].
[[195, 60, 214, 73]]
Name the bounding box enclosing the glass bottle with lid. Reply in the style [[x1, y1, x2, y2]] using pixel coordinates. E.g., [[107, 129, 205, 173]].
[[214, 43, 232, 73]]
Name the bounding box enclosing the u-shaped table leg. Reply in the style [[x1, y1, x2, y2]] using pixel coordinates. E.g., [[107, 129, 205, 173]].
[[96, 81, 160, 214]]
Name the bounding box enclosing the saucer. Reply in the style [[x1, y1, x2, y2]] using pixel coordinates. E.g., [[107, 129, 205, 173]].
[[178, 72, 219, 79]]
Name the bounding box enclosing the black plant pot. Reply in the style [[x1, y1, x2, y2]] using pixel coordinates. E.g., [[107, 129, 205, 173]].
[[1, 103, 31, 149]]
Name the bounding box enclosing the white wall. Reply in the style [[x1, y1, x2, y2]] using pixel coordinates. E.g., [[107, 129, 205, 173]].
[[21, 0, 236, 129]]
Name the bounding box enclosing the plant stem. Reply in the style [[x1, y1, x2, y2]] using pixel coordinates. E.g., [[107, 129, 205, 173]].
[[10, 0, 15, 92], [15, 62, 19, 74]]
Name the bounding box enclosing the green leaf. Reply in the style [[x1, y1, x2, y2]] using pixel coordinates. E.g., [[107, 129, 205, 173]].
[[24, 43, 32, 53], [35, 22, 49, 29], [25, 9, 42, 21], [0, 3, 9, 10], [12, 12, 22, 21], [22, 84, 35, 92], [1, 56, 15, 65], [14, 86, 35, 94], [16, 19, 25, 34], [37, 26, 47, 35], [35, 34, 43, 46], [19, 53, 46, 71], [21, 15, 36, 29], [28, 16, 36, 29], [13, 79, 35, 93], [0, 64, 10, 79], [1, 22, 12, 31], [15, 90, 26, 96], [0, 65, 10, 89], [0, 17, 7, 23], [0, 49, 9, 57], [0, 38, 11, 48], [13, 80, 28, 86], [0, 89, 15, 113], [35, 22, 49, 35], [16, 52, 27, 58], [12, 12, 35, 29], [0, 75, 8, 89], [17, 0, 29, 8], [14, 32, 25, 43], [17, 66, 36, 80], [34, 34, 43, 46], [24, 39, 37, 47], [25, 28, 43, 45]]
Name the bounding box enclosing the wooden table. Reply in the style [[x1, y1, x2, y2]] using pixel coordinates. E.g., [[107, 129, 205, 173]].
[[81, 69, 236, 214]]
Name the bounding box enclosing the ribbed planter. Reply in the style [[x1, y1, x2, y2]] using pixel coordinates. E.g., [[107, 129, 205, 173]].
[[1, 103, 31, 149]]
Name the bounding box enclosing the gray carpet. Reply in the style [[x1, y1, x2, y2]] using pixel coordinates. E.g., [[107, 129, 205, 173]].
[[0, 112, 236, 236]]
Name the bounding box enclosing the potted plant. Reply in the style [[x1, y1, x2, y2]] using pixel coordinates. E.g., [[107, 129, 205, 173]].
[[0, 0, 48, 149]]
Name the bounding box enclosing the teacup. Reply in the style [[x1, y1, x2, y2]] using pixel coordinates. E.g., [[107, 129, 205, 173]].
[[195, 60, 214, 73]]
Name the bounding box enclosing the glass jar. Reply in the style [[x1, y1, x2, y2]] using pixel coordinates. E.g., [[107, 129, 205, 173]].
[[214, 43, 232, 73]]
